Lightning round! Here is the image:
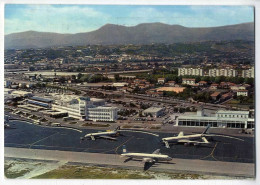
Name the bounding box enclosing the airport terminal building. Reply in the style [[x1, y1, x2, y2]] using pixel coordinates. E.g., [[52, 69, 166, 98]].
[[176, 109, 254, 129], [51, 95, 118, 122]]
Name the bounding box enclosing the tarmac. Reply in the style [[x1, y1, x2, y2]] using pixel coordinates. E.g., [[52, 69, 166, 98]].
[[4, 120, 256, 177]]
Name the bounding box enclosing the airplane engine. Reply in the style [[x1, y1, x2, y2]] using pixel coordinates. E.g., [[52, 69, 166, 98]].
[[184, 143, 190, 146]]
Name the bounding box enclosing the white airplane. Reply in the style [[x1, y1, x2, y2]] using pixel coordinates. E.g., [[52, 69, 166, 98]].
[[121, 145, 172, 169], [162, 125, 212, 148], [81, 126, 121, 141]]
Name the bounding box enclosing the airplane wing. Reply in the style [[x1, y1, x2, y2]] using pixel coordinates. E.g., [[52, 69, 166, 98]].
[[99, 135, 117, 140], [90, 136, 95, 140], [152, 149, 160, 154], [178, 131, 184, 137], [178, 139, 190, 143], [201, 137, 209, 143], [142, 157, 153, 163]]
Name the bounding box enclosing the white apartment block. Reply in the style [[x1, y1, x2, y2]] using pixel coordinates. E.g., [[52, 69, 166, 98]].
[[209, 68, 237, 77], [178, 68, 203, 76], [242, 67, 254, 78]]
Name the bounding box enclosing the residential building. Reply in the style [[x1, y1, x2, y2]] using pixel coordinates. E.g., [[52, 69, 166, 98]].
[[209, 68, 237, 77], [158, 78, 165, 84], [236, 90, 248, 97], [182, 78, 195, 85], [178, 68, 203, 76], [242, 67, 254, 78]]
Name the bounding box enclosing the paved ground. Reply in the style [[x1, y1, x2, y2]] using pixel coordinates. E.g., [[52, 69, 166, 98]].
[[4, 147, 255, 177], [5, 120, 255, 164]]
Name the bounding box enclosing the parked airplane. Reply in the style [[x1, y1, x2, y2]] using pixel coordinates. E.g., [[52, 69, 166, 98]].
[[81, 126, 121, 141], [162, 124, 244, 148], [162, 125, 213, 148], [121, 145, 172, 170]]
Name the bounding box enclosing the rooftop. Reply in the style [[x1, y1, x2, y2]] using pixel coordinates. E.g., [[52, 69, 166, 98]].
[[30, 96, 53, 103], [143, 107, 163, 113], [216, 110, 249, 115]]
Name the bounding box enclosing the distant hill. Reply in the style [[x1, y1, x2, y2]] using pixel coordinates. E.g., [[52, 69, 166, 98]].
[[5, 22, 254, 49]]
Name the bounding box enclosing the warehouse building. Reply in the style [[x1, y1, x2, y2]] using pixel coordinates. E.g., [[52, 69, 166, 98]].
[[143, 107, 164, 118]]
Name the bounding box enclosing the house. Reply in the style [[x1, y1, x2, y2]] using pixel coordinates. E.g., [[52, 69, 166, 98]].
[[158, 78, 165, 84], [210, 92, 221, 100], [198, 81, 207, 86], [236, 90, 248, 97], [230, 85, 246, 91], [167, 81, 176, 87], [182, 78, 195, 85], [210, 83, 219, 90], [220, 92, 233, 101]]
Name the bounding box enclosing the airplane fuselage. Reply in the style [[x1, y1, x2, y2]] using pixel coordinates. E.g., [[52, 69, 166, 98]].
[[163, 134, 204, 142], [121, 153, 172, 161], [85, 131, 118, 137]]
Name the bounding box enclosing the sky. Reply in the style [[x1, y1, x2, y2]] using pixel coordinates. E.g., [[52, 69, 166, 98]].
[[4, 5, 254, 35]]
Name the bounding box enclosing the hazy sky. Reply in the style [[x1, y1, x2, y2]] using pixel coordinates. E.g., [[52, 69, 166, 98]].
[[5, 5, 254, 35]]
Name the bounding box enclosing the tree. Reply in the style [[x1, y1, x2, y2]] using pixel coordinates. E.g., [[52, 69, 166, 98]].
[[114, 74, 121, 82], [77, 73, 83, 80]]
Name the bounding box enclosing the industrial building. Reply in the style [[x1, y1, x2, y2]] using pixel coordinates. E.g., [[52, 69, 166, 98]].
[[27, 96, 53, 108], [176, 109, 254, 129], [143, 107, 164, 118]]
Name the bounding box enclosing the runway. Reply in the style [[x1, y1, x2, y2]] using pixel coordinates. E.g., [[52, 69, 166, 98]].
[[4, 147, 255, 178], [5, 120, 255, 164]]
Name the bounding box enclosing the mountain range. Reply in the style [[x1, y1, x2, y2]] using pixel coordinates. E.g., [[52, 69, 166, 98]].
[[5, 22, 254, 49]]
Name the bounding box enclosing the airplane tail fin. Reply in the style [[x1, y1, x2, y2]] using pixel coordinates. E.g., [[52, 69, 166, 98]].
[[202, 124, 210, 134], [122, 145, 127, 154], [115, 126, 120, 131]]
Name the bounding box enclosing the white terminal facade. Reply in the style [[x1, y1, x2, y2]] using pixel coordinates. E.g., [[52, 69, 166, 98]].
[[176, 109, 254, 129], [51, 95, 117, 121]]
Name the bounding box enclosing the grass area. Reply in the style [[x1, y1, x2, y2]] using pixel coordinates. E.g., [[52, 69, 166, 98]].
[[82, 123, 110, 127], [5, 162, 31, 179], [226, 99, 240, 104], [32, 165, 203, 179], [150, 126, 161, 130], [69, 121, 77, 125], [122, 125, 133, 129], [4, 107, 12, 112]]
